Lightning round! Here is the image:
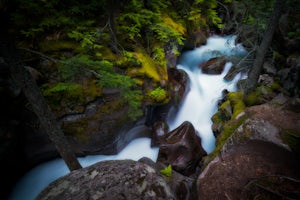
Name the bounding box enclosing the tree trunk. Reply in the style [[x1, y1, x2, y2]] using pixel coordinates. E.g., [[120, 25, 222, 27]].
[[0, 41, 82, 171], [245, 0, 284, 92]]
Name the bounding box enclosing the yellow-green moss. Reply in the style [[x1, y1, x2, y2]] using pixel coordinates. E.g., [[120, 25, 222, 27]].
[[228, 92, 246, 119], [162, 15, 186, 35], [126, 49, 168, 83], [204, 115, 247, 168], [148, 87, 170, 105]]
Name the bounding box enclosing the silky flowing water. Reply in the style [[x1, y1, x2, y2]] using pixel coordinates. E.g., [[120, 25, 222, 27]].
[[167, 35, 246, 153], [9, 35, 246, 200]]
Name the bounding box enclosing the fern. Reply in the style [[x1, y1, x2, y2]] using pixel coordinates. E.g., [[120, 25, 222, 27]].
[[160, 165, 172, 177]]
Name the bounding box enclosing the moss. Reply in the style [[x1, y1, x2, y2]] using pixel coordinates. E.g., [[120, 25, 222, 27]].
[[228, 92, 246, 119], [219, 100, 232, 119], [99, 99, 124, 114], [43, 82, 84, 110], [245, 89, 263, 106], [125, 49, 168, 84], [148, 87, 170, 105], [269, 81, 281, 91], [162, 15, 186, 35], [211, 111, 223, 123], [204, 115, 247, 168], [82, 80, 102, 102], [282, 129, 300, 154], [62, 120, 90, 142]]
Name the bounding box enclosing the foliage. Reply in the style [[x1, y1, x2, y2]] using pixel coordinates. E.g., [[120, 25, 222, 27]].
[[43, 82, 83, 109], [149, 87, 169, 104], [160, 164, 172, 177], [58, 54, 143, 120], [9, 0, 231, 122], [98, 70, 143, 120]]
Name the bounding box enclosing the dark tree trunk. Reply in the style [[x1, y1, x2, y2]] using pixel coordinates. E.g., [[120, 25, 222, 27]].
[[245, 0, 284, 92], [0, 41, 82, 171]]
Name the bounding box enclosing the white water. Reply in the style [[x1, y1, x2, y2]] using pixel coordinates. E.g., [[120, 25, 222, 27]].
[[167, 35, 246, 153], [9, 138, 159, 200], [9, 35, 246, 200]]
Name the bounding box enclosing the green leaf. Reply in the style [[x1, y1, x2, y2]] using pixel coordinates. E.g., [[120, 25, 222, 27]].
[[160, 165, 172, 177]]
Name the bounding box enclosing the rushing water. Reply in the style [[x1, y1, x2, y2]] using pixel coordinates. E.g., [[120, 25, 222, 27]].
[[167, 35, 246, 153], [9, 35, 246, 200], [9, 138, 159, 200]]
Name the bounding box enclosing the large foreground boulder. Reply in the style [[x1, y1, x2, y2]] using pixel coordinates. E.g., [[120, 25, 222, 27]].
[[198, 140, 300, 200], [37, 159, 175, 200]]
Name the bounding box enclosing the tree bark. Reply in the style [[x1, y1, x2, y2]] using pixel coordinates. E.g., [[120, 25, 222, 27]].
[[245, 0, 284, 92], [0, 41, 82, 171]]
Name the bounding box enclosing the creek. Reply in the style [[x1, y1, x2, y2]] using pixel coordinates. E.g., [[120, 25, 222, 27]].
[[9, 35, 246, 200], [167, 35, 246, 153]]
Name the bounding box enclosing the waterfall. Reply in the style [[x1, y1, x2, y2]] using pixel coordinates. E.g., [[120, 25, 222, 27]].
[[167, 35, 246, 153], [9, 35, 246, 200]]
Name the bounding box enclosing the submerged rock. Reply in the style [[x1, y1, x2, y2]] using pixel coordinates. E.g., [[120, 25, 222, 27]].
[[37, 159, 175, 200], [199, 57, 227, 75], [157, 121, 207, 176]]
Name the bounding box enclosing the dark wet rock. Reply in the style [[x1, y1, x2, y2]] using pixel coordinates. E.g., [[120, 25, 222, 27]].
[[200, 57, 227, 74], [37, 159, 175, 200], [197, 140, 300, 200], [151, 121, 169, 147], [183, 30, 208, 51], [167, 67, 189, 105], [157, 121, 207, 176]]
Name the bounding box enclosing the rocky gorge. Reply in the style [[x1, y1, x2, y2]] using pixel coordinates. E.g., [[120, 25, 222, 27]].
[[1, 0, 300, 199]]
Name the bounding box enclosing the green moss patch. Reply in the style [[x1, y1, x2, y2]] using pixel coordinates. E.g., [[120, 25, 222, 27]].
[[125, 49, 168, 84], [228, 92, 246, 119], [148, 87, 170, 105]]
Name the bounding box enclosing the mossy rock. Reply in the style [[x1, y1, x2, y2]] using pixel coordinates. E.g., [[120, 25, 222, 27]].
[[126, 49, 168, 84], [204, 115, 247, 168], [245, 84, 280, 106], [227, 92, 246, 119], [62, 119, 90, 142]]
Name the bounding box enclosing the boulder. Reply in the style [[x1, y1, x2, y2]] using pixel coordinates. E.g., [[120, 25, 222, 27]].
[[221, 103, 300, 154], [37, 159, 175, 200], [197, 140, 300, 200], [167, 68, 189, 105], [140, 157, 197, 200], [200, 57, 227, 74], [157, 121, 207, 176], [182, 30, 208, 51]]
